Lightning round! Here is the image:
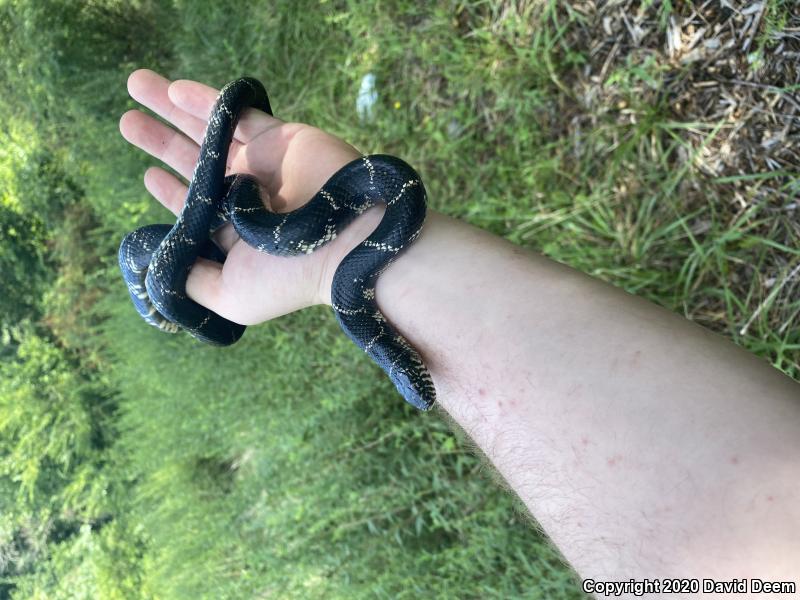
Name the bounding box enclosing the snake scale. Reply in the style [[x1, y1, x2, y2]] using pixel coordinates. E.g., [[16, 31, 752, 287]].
[[118, 77, 435, 410]]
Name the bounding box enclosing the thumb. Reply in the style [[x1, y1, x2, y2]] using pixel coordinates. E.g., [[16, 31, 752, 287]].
[[184, 257, 239, 322]]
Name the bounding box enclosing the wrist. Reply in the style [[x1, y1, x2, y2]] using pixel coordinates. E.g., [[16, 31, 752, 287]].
[[315, 205, 386, 306]]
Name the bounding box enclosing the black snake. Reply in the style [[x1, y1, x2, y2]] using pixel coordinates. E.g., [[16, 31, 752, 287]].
[[118, 77, 435, 410]]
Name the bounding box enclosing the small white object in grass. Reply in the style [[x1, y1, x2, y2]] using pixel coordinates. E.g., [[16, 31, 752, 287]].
[[356, 73, 378, 123], [667, 15, 682, 58], [447, 119, 464, 139], [747, 51, 763, 65]]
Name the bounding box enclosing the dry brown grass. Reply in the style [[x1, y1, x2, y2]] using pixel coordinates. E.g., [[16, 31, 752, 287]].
[[566, 1, 798, 183], [539, 0, 800, 372]]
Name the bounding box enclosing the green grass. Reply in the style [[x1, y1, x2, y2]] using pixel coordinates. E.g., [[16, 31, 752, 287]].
[[0, 0, 797, 598]]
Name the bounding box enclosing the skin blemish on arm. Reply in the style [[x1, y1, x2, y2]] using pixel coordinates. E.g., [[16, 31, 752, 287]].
[[606, 454, 623, 467], [730, 455, 739, 465], [566, 383, 583, 397]]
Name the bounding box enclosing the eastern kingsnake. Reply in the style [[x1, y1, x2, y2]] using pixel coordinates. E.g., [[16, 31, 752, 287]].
[[118, 77, 435, 410]]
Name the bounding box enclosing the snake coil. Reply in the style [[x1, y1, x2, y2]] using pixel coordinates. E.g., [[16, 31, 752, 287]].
[[118, 77, 435, 410]]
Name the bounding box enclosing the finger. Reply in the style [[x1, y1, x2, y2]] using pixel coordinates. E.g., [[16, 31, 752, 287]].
[[143, 166, 239, 253], [185, 257, 222, 307], [120, 109, 233, 182], [142, 166, 187, 215], [168, 77, 284, 144], [185, 257, 238, 321], [128, 69, 250, 155], [126, 70, 301, 197], [212, 221, 240, 253]]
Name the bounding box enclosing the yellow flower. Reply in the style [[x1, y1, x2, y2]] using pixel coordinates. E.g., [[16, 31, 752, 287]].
[[394, 101, 401, 109]]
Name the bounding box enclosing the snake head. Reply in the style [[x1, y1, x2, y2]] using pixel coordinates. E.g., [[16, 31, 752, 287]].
[[390, 369, 435, 411]]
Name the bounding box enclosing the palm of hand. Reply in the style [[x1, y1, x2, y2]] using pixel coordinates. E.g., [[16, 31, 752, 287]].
[[120, 69, 363, 325]]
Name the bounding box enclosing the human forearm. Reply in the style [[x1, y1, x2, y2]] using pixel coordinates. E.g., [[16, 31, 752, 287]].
[[325, 208, 800, 594], [122, 68, 799, 594]]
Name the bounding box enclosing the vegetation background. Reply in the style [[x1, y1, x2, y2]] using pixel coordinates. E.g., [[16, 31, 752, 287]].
[[0, 0, 797, 598]]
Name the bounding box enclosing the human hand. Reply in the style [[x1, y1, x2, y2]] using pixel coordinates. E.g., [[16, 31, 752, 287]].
[[119, 69, 383, 325]]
